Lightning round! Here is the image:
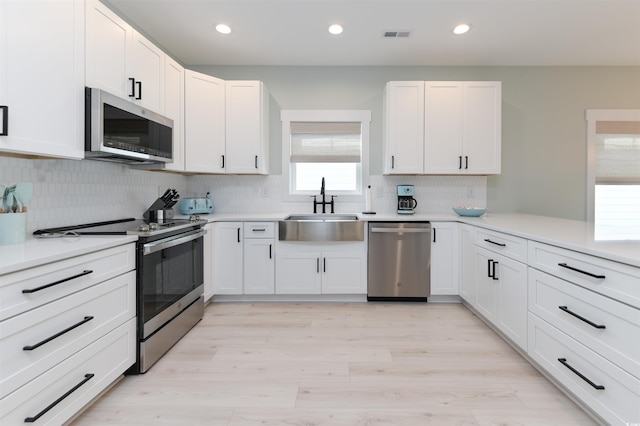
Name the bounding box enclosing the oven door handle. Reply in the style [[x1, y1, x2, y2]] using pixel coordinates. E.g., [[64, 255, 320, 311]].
[[143, 229, 207, 256]]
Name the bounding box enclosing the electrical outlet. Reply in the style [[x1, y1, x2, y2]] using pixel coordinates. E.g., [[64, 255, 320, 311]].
[[261, 187, 268, 197]]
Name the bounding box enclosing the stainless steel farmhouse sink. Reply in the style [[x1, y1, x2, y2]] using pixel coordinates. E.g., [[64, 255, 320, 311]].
[[279, 214, 364, 241]]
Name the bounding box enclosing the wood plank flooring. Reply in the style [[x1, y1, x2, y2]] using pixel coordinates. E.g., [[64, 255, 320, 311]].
[[70, 302, 597, 426]]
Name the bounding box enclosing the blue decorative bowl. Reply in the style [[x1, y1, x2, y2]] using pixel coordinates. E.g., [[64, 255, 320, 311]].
[[452, 207, 486, 217]]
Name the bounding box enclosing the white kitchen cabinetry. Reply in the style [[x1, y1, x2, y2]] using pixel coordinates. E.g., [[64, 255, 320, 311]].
[[0, 243, 136, 425], [86, 0, 165, 112], [203, 223, 214, 302], [243, 223, 275, 294], [160, 56, 185, 172], [473, 229, 528, 350], [276, 242, 367, 295], [184, 70, 226, 173], [424, 81, 501, 174], [458, 224, 477, 304], [383, 81, 501, 175], [527, 240, 640, 426], [383, 81, 425, 174], [225, 81, 270, 174], [430, 222, 459, 295], [212, 222, 243, 295], [0, 0, 85, 159]]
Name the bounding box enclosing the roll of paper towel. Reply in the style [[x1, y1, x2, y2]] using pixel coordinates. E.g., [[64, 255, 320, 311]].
[[365, 185, 373, 213]]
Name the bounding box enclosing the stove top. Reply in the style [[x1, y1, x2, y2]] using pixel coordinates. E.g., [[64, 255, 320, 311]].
[[34, 217, 207, 239]]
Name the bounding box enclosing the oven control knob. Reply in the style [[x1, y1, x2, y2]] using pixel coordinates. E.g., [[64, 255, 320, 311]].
[[149, 222, 158, 230], [138, 224, 150, 232], [189, 215, 200, 222]]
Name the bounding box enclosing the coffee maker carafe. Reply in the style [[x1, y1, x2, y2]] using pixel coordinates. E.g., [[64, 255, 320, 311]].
[[397, 185, 417, 214]]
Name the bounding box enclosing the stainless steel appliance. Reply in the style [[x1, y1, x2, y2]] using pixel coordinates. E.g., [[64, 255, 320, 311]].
[[34, 217, 207, 373], [85, 87, 174, 164], [397, 185, 417, 215], [367, 222, 431, 301]]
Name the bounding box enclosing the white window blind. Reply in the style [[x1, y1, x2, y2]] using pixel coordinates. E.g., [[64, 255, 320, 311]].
[[595, 121, 640, 184], [290, 122, 361, 163]]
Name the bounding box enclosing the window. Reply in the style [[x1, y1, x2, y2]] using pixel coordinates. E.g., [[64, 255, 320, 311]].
[[586, 110, 640, 240], [281, 110, 370, 201]]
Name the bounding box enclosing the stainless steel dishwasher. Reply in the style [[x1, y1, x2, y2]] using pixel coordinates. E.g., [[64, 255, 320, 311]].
[[367, 222, 431, 301]]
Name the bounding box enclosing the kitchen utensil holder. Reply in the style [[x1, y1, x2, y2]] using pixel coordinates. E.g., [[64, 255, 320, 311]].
[[0, 212, 27, 245]]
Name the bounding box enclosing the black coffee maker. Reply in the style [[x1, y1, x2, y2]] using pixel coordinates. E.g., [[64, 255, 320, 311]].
[[397, 185, 417, 214]]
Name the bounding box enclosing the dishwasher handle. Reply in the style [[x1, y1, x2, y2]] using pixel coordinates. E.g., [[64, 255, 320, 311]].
[[370, 227, 431, 233]]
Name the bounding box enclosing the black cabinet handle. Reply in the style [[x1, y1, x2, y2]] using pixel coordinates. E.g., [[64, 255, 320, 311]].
[[252, 228, 266, 232], [1, 105, 8, 136], [465, 156, 469, 169], [487, 259, 493, 278], [255, 155, 258, 169], [557, 358, 605, 390], [433, 228, 436, 243], [237, 228, 241, 243], [391, 155, 395, 169], [316, 258, 320, 273], [558, 263, 605, 279], [128, 78, 136, 97], [558, 306, 606, 329], [22, 270, 93, 294], [458, 156, 462, 169], [136, 81, 142, 100], [23, 316, 94, 351], [269, 244, 272, 259], [221, 155, 225, 168], [323, 258, 326, 273], [24, 373, 95, 423], [484, 238, 506, 247], [492, 261, 499, 280]]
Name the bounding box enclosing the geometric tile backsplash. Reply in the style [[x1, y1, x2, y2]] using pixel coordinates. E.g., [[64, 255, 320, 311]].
[[1, 155, 486, 234]]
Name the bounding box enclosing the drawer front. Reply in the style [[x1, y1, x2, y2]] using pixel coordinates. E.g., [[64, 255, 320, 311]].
[[1, 243, 135, 321], [0, 271, 135, 398], [528, 268, 640, 378], [528, 313, 640, 426], [528, 241, 640, 308], [0, 318, 136, 426], [475, 228, 527, 262], [244, 222, 275, 238]]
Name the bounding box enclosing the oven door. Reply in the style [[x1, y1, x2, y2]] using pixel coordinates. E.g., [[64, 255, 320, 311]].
[[139, 228, 205, 339]]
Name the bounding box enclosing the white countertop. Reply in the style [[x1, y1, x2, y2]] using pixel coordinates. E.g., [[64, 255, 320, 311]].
[[0, 235, 138, 275], [199, 212, 640, 268]]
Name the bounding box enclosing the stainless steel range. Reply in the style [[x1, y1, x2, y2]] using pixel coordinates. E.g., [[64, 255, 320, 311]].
[[34, 216, 207, 374]]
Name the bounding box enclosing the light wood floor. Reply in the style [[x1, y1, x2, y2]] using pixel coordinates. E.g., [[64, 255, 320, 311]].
[[71, 302, 597, 426]]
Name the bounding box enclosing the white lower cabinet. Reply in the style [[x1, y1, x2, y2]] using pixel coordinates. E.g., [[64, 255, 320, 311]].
[[244, 238, 275, 295], [276, 242, 367, 295], [430, 222, 459, 295], [458, 224, 477, 304], [203, 223, 214, 302], [212, 222, 243, 295]]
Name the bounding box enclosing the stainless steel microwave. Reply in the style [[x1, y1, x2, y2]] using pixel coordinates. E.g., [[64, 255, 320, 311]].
[[85, 87, 173, 164]]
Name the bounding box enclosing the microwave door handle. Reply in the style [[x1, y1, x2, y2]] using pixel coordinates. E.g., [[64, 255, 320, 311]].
[[143, 229, 207, 255]]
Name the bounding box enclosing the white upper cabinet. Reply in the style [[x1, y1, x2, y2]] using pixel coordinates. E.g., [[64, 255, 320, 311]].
[[0, 0, 85, 159], [184, 70, 226, 174], [383, 81, 425, 174], [384, 81, 501, 175], [162, 57, 185, 172], [86, 0, 165, 113], [225, 81, 269, 175]]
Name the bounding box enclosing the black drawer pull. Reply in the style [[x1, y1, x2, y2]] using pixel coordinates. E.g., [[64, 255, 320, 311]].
[[252, 228, 266, 232], [558, 306, 606, 329], [23, 316, 94, 351], [558, 263, 606, 279], [557, 358, 605, 390], [22, 270, 94, 294], [484, 238, 506, 247], [24, 373, 94, 423]]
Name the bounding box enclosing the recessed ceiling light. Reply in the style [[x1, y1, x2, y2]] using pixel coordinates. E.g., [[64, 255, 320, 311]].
[[215, 24, 231, 34], [453, 23, 470, 35], [328, 24, 343, 35]]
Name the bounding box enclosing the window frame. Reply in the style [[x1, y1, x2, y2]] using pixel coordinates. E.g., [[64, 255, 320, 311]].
[[281, 109, 371, 203], [586, 109, 640, 221]]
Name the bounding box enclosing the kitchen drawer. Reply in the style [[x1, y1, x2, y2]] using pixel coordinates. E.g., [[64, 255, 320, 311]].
[[0, 318, 136, 426], [475, 228, 527, 262], [528, 313, 640, 426], [528, 241, 640, 308], [0, 271, 135, 398], [1, 243, 135, 321], [244, 222, 275, 238], [528, 268, 640, 378]]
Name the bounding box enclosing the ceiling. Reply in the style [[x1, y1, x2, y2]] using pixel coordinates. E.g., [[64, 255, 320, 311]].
[[103, 0, 640, 67]]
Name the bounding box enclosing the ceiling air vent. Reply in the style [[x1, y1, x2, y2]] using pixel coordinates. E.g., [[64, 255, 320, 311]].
[[383, 30, 412, 38]]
